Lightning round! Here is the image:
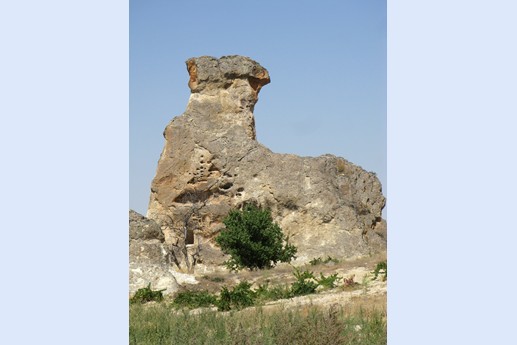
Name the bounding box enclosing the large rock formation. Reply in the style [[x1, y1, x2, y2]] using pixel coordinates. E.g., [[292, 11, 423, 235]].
[[147, 55, 386, 271], [129, 210, 179, 296]]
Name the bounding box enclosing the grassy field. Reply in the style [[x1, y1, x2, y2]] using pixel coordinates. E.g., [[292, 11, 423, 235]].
[[130, 254, 387, 344], [129, 302, 386, 345]]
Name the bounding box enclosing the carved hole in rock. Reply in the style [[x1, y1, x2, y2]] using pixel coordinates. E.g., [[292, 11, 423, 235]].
[[200, 160, 204, 163], [237, 187, 244, 192], [186, 228, 194, 245], [219, 182, 233, 190]]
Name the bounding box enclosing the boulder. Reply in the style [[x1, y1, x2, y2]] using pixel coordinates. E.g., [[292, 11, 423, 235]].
[[129, 210, 179, 296], [129, 209, 164, 241]]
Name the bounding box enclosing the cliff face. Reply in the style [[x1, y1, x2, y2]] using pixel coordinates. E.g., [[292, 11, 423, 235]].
[[147, 55, 386, 269]]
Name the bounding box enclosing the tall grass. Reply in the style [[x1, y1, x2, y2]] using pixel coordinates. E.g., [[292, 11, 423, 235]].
[[129, 303, 386, 345]]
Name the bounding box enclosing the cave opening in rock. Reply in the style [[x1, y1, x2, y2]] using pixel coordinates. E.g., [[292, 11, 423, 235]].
[[186, 228, 194, 245]]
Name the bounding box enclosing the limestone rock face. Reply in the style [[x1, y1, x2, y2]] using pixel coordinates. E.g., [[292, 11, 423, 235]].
[[129, 210, 179, 296], [147, 55, 386, 267], [129, 209, 164, 241]]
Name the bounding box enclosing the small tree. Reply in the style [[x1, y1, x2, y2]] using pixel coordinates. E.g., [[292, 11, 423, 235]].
[[216, 204, 297, 270], [163, 192, 206, 273]]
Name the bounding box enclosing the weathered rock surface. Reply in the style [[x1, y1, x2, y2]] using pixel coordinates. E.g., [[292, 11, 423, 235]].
[[129, 210, 179, 296], [146, 55, 386, 270], [129, 209, 164, 241]]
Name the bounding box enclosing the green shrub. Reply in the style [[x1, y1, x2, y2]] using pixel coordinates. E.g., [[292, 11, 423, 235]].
[[216, 281, 256, 311], [172, 290, 217, 309], [290, 268, 318, 296], [316, 272, 341, 289], [255, 282, 292, 303], [216, 287, 232, 311], [172, 268, 347, 313], [216, 204, 297, 271], [309, 256, 340, 266], [372, 261, 387, 281], [130, 283, 165, 304]]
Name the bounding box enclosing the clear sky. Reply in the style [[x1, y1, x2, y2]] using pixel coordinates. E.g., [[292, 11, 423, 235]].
[[130, 0, 386, 216]]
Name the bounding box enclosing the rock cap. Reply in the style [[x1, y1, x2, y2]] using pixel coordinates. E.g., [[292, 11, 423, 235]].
[[186, 55, 270, 94]]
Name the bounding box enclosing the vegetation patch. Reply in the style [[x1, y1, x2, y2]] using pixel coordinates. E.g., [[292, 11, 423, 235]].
[[254, 281, 292, 303], [216, 204, 297, 271], [130, 303, 387, 345], [172, 267, 349, 311], [216, 281, 256, 311], [316, 272, 341, 289], [336, 159, 347, 174], [309, 256, 340, 266], [290, 268, 319, 296], [130, 283, 165, 304], [172, 290, 217, 309], [372, 261, 387, 281]]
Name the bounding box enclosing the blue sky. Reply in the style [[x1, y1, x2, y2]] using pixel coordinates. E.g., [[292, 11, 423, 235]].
[[130, 0, 386, 215]]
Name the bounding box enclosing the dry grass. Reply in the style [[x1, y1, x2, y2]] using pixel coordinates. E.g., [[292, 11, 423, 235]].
[[336, 159, 347, 174], [130, 302, 386, 345]]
